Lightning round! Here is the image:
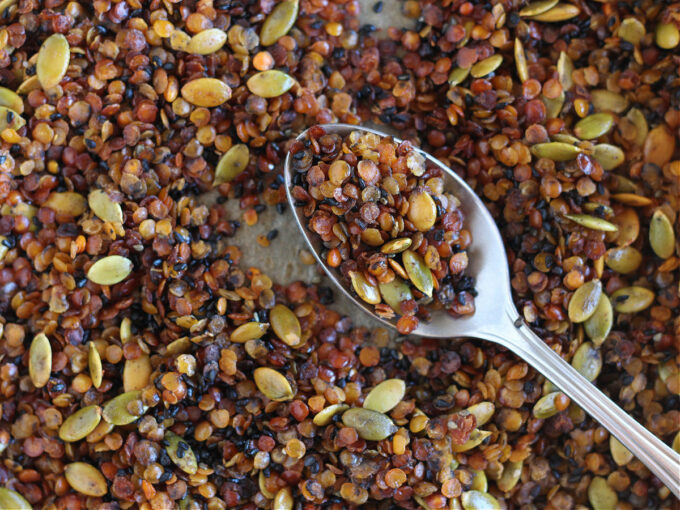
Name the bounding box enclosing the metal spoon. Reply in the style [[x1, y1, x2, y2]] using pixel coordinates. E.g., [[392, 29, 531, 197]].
[[285, 123, 680, 497]]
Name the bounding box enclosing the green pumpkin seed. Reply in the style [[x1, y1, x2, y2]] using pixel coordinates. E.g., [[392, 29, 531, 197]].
[[448, 67, 470, 86], [64, 462, 108, 497], [461, 490, 501, 510], [571, 342, 602, 381], [120, 317, 132, 344], [583, 202, 613, 217], [363, 379, 406, 413], [88, 342, 103, 389], [551, 133, 579, 144], [86, 420, 115, 443], [470, 469, 487, 492], [407, 190, 437, 231], [88, 189, 123, 223], [643, 125, 675, 168], [231, 322, 269, 343], [87, 255, 133, 285], [16, 76, 40, 95], [574, 113, 614, 140], [497, 460, 523, 492], [102, 390, 147, 425], [611, 286, 654, 313], [655, 23, 680, 50], [361, 228, 384, 246], [247, 70, 295, 98], [313, 404, 349, 426], [605, 246, 642, 274], [519, 0, 558, 17], [626, 108, 648, 147], [618, 18, 646, 45], [466, 402, 495, 427], [531, 142, 581, 161], [123, 355, 151, 392], [169, 29, 191, 51], [557, 51, 574, 90], [260, 0, 298, 46], [584, 294, 612, 346], [350, 271, 381, 305], [273, 487, 293, 510], [214, 144, 250, 185], [451, 429, 492, 452], [259, 470, 275, 499], [29, 333, 51, 388], [381, 238, 412, 254], [611, 193, 652, 207], [0, 86, 24, 114], [59, 405, 102, 442], [542, 92, 564, 119], [514, 38, 529, 83], [181, 78, 232, 107], [529, 3, 580, 22], [588, 476, 618, 510], [609, 436, 633, 466], [0, 106, 25, 132], [187, 28, 227, 55], [254, 367, 295, 401], [270, 304, 302, 346], [672, 431, 680, 454], [44, 192, 87, 217], [0, 488, 32, 509], [591, 89, 628, 113], [378, 278, 413, 315], [457, 20, 474, 48], [402, 250, 434, 297], [470, 54, 503, 78], [533, 391, 565, 419], [165, 431, 198, 474], [37, 33, 70, 90], [568, 279, 602, 322], [565, 214, 618, 232], [592, 144, 624, 170], [341, 408, 397, 441], [649, 209, 675, 259]]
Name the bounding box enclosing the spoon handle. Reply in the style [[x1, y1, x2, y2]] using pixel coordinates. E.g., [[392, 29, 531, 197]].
[[481, 317, 680, 498]]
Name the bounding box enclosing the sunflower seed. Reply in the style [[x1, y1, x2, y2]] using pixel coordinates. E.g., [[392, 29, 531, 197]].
[[363, 379, 406, 413], [181, 78, 232, 107], [37, 34, 70, 90], [402, 250, 434, 297], [568, 279, 602, 323], [649, 209, 675, 259], [350, 271, 382, 305], [531, 142, 581, 161], [88, 189, 123, 223], [574, 113, 614, 140], [611, 286, 654, 313], [64, 462, 108, 497], [88, 342, 103, 389], [565, 214, 618, 232], [59, 405, 102, 442], [588, 476, 618, 510], [29, 333, 51, 388], [270, 304, 301, 346], [584, 293, 612, 346], [260, 0, 299, 46], [253, 367, 295, 401], [342, 408, 397, 441], [87, 255, 133, 285], [214, 144, 250, 185], [246, 70, 295, 98], [165, 431, 198, 474]]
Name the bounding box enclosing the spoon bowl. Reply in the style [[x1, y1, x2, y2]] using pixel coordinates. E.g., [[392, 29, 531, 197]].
[[285, 123, 680, 497]]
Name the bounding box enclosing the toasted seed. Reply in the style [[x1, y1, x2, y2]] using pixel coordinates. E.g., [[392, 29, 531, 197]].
[[519, 0, 558, 16], [497, 460, 523, 492], [571, 342, 602, 381], [533, 391, 566, 419], [407, 190, 437, 231], [448, 66, 470, 86], [246, 70, 295, 98], [584, 294, 613, 346], [617, 18, 646, 45], [565, 214, 617, 232], [123, 355, 151, 392], [44, 191, 88, 217], [37, 33, 70, 90], [88, 189, 123, 223], [0, 105, 25, 131], [88, 342, 103, 389], [461, 491, 501, 510], [626, 108, 648, 147], [557, 51, 574, 90], [466, 402, 495, 427], [270, 304, 302, 346], [181, 78, 232, 107], [531, 142, 581, 161], [588, 476, 618, 510], [363, 379, 406, 413], [169, 29, 191, 51], [529, 3, 580, 22], [342, 408, 397, 441], [592, 144, 624, 170], [231, 322, 269, 343], [165, 431, 198, 474], [102, 390, 147, 425], [611, 286, 654, 313], [470, 469, 488, 492], [254, 367, 295, 401], [568, 279, 602, 322], [574, 113, 614, 140], [591, 89, 628, 113], [59, 405, 102, 442], [451, 429, 492, 452], [381, 238, 412, 254], [187, 28, 227, 55], [273, 487, 293, 510], [213, 143, 250, 185], [0, 488, 32, 509], [29, 333, 51, 388], [612, 208, 640, 246], [604, 246, 642, 274], [313, 404, 349, 426], [350, 271, 382, 305], [656, 23, 680, 49], [86, 419, 114, 443], [87, 255, 133, 285], [378, 278, 413, 315], [260, 0, 299, 46], [402, 250, 434, 297], [64, 462, 108, 497], [610, 436, 634, 466], [649, 209, 675, 259], [610, 193, 653, 207], [0, 86, 24, 114], [470, 54, 503, 78], [514, 38, 529, 83]]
